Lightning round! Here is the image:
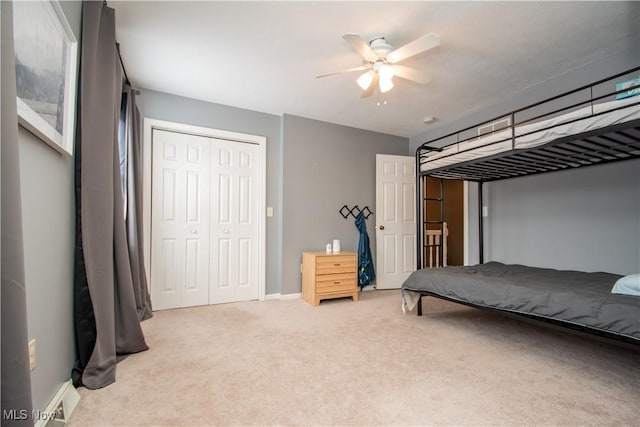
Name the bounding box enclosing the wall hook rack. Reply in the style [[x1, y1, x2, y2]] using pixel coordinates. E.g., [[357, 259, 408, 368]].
[[339, 205, 374, 220]]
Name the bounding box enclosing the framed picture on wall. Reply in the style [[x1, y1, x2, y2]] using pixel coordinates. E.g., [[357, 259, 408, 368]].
[[13, 0, 78, 155]]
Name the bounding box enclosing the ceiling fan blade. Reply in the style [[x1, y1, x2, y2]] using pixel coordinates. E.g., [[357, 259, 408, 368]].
[[361, 72, 379, 98], [343, 33, 378, 62], [392, 65, 432, 85], [387, 33, 441, 63], [315, 65, 370, 79]]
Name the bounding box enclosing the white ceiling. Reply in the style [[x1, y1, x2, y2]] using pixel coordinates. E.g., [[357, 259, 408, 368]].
[[111, 1, 639, 139]]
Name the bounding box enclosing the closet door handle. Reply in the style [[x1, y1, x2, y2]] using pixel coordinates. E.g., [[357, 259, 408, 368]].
[[378, 225, 385, 230], [191, 229, 198, 234]]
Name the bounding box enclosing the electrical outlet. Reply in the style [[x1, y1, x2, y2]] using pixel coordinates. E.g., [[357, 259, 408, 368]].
[[28, 339, 36, 370]]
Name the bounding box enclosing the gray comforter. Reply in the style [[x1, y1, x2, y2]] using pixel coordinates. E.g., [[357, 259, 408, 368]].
[[401, 262, 640, 342]]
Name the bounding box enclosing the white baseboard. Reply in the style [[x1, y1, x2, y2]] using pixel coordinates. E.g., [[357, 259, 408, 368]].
[[265, 292, 301, 300], [35, 380, 80, 427]]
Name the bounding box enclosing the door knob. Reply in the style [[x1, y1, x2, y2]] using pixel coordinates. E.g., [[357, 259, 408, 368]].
[[379, 225, 385, 230], [223, 229, 230, 234]]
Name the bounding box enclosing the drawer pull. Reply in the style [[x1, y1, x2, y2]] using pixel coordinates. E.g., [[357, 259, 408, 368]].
[[334, 281, 341, 284], [334, 263, 341, 266]]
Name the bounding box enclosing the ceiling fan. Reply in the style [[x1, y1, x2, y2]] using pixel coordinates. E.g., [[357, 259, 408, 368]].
[[316, 33, 441, 98]]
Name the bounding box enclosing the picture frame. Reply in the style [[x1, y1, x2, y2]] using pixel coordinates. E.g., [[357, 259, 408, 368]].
[[13, 0, 78, 155]]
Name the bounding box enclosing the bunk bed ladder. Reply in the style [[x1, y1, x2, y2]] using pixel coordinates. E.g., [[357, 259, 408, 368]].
[[423, 177, 446, 269]]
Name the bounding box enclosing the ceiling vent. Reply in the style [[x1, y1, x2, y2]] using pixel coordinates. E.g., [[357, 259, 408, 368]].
[[478, 117, 511, 136]]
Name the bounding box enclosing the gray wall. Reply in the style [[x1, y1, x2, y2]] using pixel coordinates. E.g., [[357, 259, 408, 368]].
[[19, 0, 81, 413], [20, 131, 76, 413], [484, 159, 640, 275], [137, 90, 283, 294], [281, 114, 409, 294]]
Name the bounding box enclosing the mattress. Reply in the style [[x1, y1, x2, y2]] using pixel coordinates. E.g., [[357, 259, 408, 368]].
[[401, 262, 640, 342], [420, 97, 640, 172]]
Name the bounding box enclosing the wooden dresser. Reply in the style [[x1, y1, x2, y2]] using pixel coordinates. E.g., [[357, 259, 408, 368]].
[[302, 251, 358, 306]]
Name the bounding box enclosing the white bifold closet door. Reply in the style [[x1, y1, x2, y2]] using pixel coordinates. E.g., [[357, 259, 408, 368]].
[[209, 138, 259, 304], [151, 129, 259, 310], [151, 130, 211, 309]]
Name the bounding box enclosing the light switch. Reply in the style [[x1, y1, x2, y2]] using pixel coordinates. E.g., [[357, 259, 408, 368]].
[[266, 207, 274, 217], [482, 206, 488, 217]]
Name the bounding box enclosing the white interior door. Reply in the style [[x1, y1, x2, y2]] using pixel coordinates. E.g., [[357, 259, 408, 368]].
[[209, 139, 260, 304], [375, 154, 416, 289], [151, 129, 211, 310]]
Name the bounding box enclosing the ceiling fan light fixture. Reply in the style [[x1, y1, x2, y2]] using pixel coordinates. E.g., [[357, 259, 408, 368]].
[[357, 71, 374, 90], [379, 77, 394, 93], [323, 32, 441, 99], [378, 64, 395, 81]]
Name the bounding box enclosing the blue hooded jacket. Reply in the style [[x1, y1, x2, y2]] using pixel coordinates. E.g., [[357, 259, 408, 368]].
[[355, 211, 375, 288]]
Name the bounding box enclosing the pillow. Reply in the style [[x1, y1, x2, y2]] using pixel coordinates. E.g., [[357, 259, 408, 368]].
[[611, 274, 640, 296]]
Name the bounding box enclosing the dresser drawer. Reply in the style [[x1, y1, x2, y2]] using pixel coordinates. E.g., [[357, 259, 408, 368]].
[[315, 273, 357, 294], [316, 256, 357, 275]]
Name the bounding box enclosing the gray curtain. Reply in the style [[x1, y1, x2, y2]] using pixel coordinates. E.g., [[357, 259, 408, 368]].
[[72, 1, 149, 390], [1, 0, 35, 424], [123, 85, 153, 321]]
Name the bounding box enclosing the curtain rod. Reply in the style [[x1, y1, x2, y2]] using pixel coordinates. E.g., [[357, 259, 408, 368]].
[[116, 43, 131, 86]]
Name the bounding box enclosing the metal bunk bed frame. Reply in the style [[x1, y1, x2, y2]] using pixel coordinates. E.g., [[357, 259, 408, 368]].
[[415, 66, 640, 270]]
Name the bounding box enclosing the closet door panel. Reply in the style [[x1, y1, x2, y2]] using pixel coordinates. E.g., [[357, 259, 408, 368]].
[[209, 139, 260, 304], [151, 129, 211, 310]]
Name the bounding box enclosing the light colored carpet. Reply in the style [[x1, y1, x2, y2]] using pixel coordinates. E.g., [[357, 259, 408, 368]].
[[68, 289, 639, 426]]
